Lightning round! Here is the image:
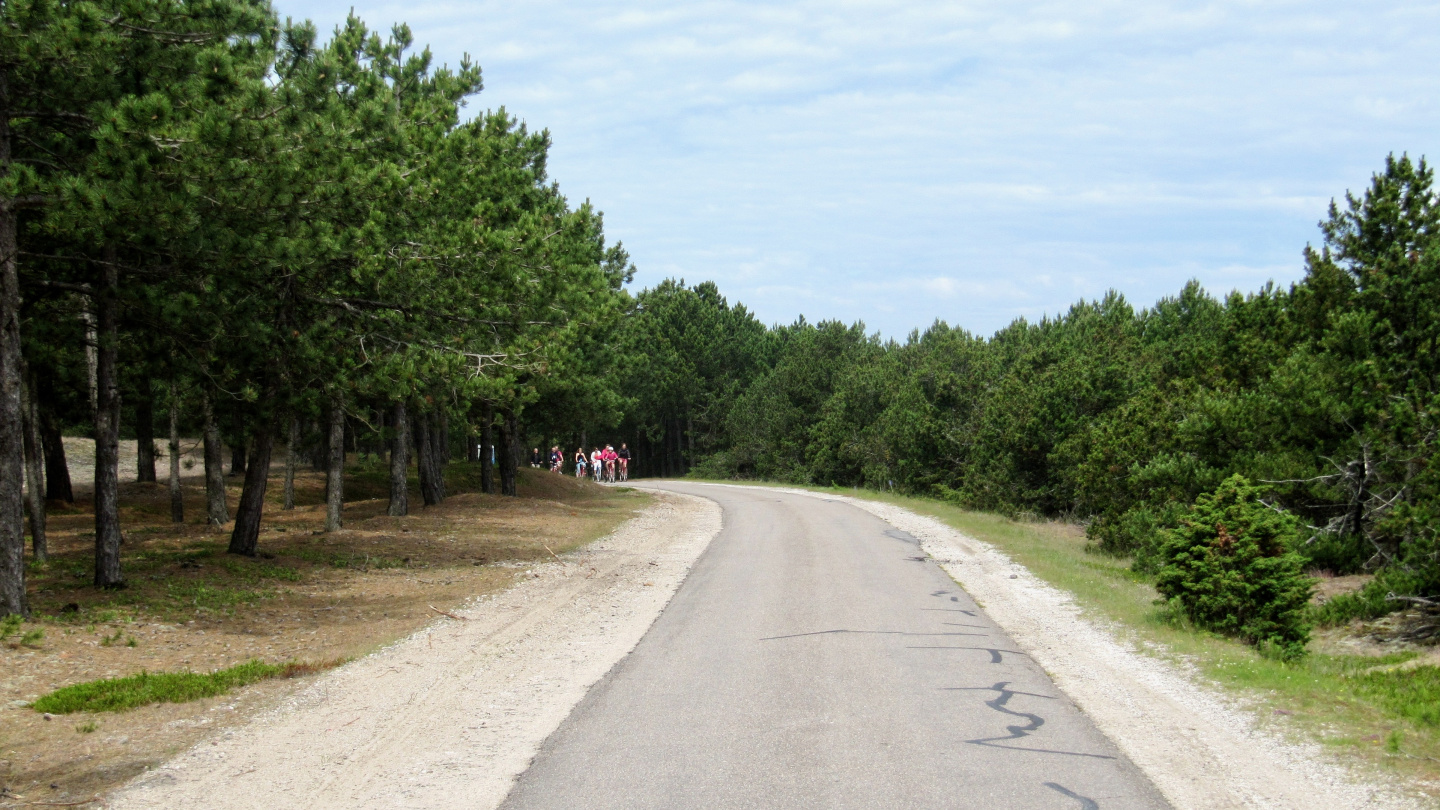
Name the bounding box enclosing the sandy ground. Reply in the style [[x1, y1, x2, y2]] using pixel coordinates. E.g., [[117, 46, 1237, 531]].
[[1, 466, 647, 805], [45, 438, 205, 490], [107, 491, 721, 810], [778, 487, 1418, 810]]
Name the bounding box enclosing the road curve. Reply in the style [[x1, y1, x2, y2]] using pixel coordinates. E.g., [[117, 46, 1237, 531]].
[[501, 482, 1170, 809]]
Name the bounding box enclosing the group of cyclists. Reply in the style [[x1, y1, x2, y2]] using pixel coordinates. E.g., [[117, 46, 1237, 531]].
[[533, 443, 630, 483]]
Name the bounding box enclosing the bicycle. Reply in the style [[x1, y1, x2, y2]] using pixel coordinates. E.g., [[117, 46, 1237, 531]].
[[618, 459, 628, 482]]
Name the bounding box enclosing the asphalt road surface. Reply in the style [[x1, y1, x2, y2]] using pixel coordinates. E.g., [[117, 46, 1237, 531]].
[[501, 482, 1170, 809]]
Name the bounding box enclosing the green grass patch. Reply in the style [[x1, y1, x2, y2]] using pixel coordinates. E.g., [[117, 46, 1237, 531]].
[[2, 614, 46, 648], [1348, 666, 1440, 728], [31, 659, 337, 714], [218, 558, 303, 582], [290, 547, 406, 570]]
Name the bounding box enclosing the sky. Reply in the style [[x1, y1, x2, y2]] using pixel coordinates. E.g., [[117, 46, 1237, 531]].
[[283, 1, 1440, 338]]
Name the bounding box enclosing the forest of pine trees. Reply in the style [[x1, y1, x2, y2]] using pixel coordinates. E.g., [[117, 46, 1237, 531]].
[[1, 1, 635, 614], [4, 0, 1436, 630], [591, 156, 1440, 623]]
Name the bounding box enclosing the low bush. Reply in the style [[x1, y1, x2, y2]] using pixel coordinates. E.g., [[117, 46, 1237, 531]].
[[1299, 531, 1371, 576], [1312, 566, 1437, 626], [1087, 501, 1187, 573], [1155, 475, 1315, 659]]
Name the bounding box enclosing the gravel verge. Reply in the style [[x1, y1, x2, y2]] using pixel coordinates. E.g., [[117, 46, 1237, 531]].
[[107, 490, 721, 810]]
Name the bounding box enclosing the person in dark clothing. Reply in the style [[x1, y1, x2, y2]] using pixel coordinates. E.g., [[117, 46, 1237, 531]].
[[530, 448, 543, 468], [617, 443, 631, 481]]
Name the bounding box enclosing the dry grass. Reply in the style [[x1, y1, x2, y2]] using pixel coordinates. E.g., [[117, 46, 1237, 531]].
[[0, 460, 648, 806]]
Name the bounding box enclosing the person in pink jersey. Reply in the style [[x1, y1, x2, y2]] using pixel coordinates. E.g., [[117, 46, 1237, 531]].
[[603, 445, 618, 482]]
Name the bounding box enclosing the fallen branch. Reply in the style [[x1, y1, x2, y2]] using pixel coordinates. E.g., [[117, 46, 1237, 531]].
[[1385, 593, 1438, 607], [12, 797, 101, 807], [427, 605, 466, 621], [541, 543, 565, 564]]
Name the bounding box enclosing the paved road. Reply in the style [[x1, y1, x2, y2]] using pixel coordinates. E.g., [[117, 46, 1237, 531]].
[[501, 483, 1169, 809]]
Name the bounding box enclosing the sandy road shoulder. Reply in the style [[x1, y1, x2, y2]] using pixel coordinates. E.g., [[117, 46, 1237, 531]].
[[749, 485, 1415, 810], [109, 490, 722, 810]]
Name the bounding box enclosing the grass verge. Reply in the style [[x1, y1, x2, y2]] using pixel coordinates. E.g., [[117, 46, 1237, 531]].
[[30, 659, 342, 714], [691, 478, 1440, 788]]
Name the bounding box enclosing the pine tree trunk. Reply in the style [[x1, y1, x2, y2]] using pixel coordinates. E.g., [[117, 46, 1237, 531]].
[[479, 402, 494, 494], [230, 441, 246, 477], [202, 397, 228, 526], [466, 420, 478, 463], [135, 377, 156, 483], [376, 407, 388, 466], [413, 411, 431, 504], [500, 408, 518, 497], [283, 417, 298, 510], [325, 399, 344, 532], [227, 426, 273, 556], [662, 419, 672, 477], [674, 417, 685, 475], [93, 251, 123, 588], [168, 393, 183, 524], [81, 308, 97, 416], [415, 412, 445, 506], [439, 411, 451, 462], [38, 398, 72, 503], [430, 419, 446, 502], [388, 401, 409, 517], [311, 420, 326, 472], [0, 101, 26, 615], [20, 370, 46, 560]]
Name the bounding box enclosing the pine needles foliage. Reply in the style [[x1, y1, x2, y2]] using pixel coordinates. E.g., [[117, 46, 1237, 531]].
[[1154, 475, 1315, 658]]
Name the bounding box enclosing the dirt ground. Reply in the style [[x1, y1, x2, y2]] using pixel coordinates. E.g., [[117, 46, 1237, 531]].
[[0, 453, 648, 808], [108, 489, 721, 810]]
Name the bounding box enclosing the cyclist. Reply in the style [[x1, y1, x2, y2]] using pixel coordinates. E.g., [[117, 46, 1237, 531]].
[[574, 447, 587, 478], [529, 448, 543, 469], [590, 447, 604, 483], [550, 446, 562, 473], [603, 444, 617, 483], [617, 443, 631, 482]]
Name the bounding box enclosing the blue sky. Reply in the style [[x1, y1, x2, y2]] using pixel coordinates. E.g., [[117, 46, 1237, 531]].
[[284, 1, 1440, 338]]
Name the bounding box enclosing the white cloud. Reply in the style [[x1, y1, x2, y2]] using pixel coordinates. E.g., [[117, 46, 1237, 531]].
[[286, 0, 1440, 336]]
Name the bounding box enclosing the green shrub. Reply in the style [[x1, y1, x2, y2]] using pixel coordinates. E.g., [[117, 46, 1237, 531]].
[[1299, 531, 1370, 575], [1155, 475, 1315, 659], [1312, 566, 1434, 626], [1087, 501, 1187, 573]]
